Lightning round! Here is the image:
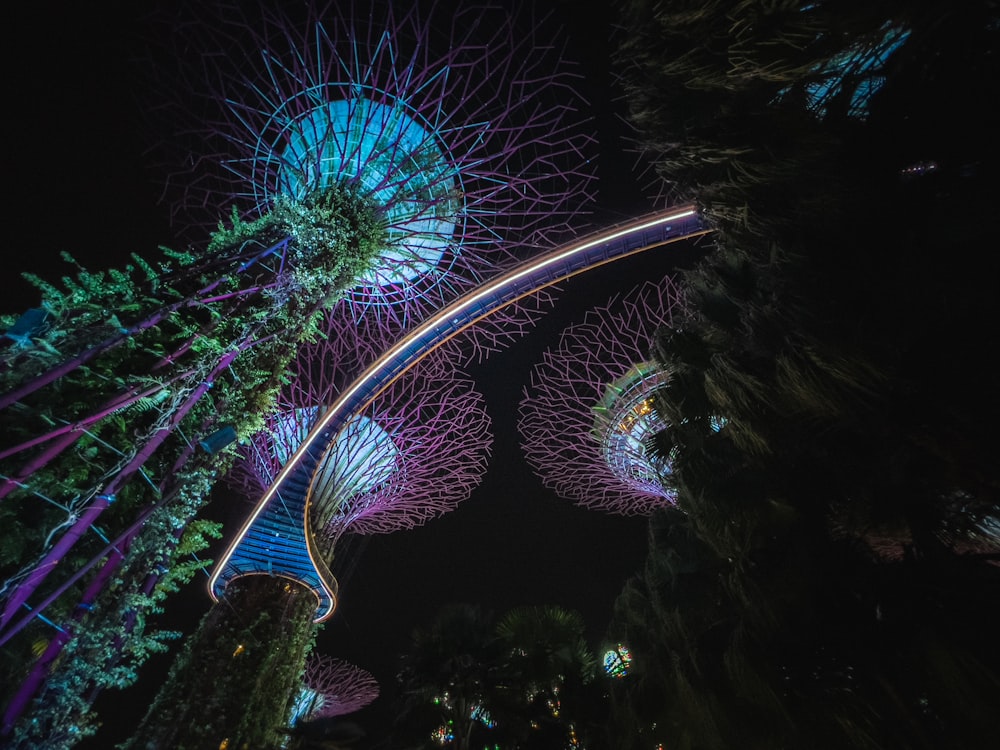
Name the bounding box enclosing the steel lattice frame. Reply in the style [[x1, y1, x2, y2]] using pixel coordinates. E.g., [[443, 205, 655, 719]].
[[226, 308, 493, 542], [147, 0, 597, 331], [295, 655, 379, 720], [519, 276, 686, 515]]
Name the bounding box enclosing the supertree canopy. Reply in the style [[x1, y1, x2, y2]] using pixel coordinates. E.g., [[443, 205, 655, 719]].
[[214, 305, 493, 621], [291, 654, 380, 722], [147, 0, 597, 328], [519, 276, 685, 515]]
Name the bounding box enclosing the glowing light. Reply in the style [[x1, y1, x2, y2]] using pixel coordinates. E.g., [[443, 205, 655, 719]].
[[471, 703, 496, 729], [603, 644, 632, 678], [592, 361, 673, 496], [775, 24, 910, 120], [520, 275, 688, 515], [431, 725, 454, 745], [232, 644, 245, 658], [310, 415, 401, 513], [276, 98, 457, 288]]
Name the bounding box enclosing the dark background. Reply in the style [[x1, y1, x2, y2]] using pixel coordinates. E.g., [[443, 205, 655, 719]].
[[3, 1, 702, 746]]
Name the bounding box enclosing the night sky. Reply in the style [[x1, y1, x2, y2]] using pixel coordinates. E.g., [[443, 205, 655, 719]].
[[4, 2, 704, 745]]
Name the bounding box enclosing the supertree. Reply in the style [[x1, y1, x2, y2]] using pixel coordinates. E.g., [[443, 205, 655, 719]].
[[0, 0, 594, 625], [214, 307, 495, 617], [518, 276, 686, 515], [118, 311, 492, 750], [0, 0, 596, 740], [146, 0, 597, 333], [291, 654, 380, 722]]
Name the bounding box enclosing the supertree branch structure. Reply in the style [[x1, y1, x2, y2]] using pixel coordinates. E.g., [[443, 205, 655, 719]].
[[211, 302, 491, 619], [292, 655, 379, 721], [519, 276, 687, 515], [147, 0, 598, 331], [216, 304, 493, 621]]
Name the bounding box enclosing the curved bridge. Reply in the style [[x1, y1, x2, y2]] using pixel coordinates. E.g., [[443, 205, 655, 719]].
[[208, 205, 710, 620]]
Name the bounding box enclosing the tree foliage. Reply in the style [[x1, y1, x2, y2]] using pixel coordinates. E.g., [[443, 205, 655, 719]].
[[606, 1, 1000, 747], [394, 604, 601, 750], [0, 183, 386, 741], [122, 575, 320, 750]]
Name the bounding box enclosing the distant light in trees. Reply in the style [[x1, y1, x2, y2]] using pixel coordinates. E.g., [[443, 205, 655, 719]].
[[603, 644, 633, 678], [775, 25, 910, 120]]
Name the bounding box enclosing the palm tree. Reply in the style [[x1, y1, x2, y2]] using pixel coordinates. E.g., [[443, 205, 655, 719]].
[[394, 604, 601, 750], [395, 604, 500, 750], [493, 605, 598, 749]]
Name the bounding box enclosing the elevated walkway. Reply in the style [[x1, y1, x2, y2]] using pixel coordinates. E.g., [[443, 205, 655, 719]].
[[209, 206, 710, 620]]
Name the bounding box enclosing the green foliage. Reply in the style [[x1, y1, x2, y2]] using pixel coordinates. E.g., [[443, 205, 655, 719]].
[[122, 576, 320, 750], [395, 604, 600, 750], [608, 2, 1000, 747], [1, 181, 387, 745]]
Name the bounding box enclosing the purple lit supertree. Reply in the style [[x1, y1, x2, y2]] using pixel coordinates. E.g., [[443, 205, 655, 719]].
[[229, 328, 492, 543], [291, 655, 380, 722], [148, 0, 596, 332], [1, 0, 594, 636], [519, 276, 686, 515], [119, 306, 492, 750]]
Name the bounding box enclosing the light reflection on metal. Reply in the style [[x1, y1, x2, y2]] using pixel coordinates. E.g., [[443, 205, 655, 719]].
[[592, 362, 673, 498]]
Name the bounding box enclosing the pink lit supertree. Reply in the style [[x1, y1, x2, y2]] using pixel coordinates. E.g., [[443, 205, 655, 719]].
[[519, 276, 686, 515], [146, 0, 596, 332], [292, 655, 379, 722], [214, 305, 494, 618]]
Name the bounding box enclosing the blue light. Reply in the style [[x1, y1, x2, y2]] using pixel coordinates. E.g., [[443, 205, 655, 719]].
[[592, 362, 674, 498], [776, 25, 910, 120], [603, 644, 632, 678], [277, 98, 457, 288]]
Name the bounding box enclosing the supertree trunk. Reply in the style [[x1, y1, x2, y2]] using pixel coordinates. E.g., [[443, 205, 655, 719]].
[[124, 575, 319, 750]]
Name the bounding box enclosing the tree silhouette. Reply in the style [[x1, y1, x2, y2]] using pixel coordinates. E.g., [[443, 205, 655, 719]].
[[395, 604, 600, 750], [603, 1, 1000, 747]]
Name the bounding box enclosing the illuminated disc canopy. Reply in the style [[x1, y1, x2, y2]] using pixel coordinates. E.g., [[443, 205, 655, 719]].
[[310, 414, 401, 511], [592, 362, 673, 497], [271, 96, 460, 289], [519, 276, 687, 515], [244, 408, 400, 502]]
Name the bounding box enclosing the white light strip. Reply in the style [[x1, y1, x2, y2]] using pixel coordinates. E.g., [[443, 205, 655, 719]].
[[208, 206, 702, 599]]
